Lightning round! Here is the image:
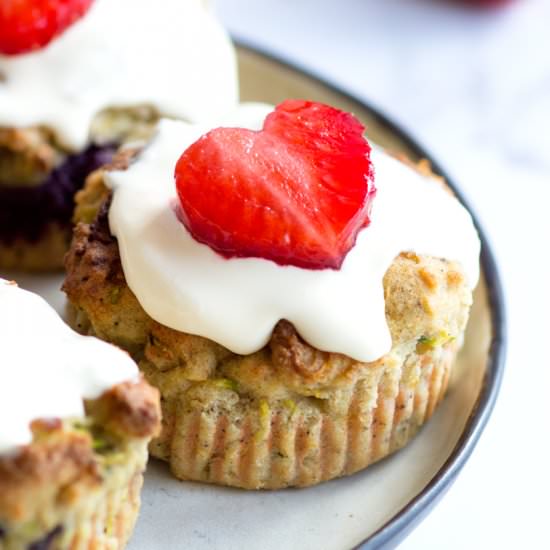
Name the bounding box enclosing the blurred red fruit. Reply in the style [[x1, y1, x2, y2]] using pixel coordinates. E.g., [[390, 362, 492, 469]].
[[0, 0, 94, 55]]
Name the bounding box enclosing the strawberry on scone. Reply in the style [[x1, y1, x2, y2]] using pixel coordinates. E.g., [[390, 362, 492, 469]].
[[176, 100, 376, 270], [0, 0, 94, 55], [63, 101, 480, 489], [0, 0, 237, 271]]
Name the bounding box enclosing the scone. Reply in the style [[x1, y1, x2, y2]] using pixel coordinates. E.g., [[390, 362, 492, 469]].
[[0, 280, 161, 549], [0, 0, 237, 271], [63, 101, 480, 489]]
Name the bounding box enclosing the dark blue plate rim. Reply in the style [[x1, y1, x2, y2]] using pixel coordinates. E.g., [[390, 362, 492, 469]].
[[235, 39, 507, 550]]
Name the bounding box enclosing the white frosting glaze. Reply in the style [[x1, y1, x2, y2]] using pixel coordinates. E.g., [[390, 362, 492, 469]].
[[0, 280, 138, 455], [0, 0, 237, 150], [106, 105, 480, 363]]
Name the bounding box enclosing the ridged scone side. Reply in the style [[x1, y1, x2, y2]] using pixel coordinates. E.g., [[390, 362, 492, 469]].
[[0, 379, 161, 550], [62, 158, 473, 489]]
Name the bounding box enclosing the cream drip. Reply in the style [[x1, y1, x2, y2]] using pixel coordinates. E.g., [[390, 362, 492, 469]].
[[106, 104, 480, 363], [0, 0, 238, 150], [0, 280, 138, 455]]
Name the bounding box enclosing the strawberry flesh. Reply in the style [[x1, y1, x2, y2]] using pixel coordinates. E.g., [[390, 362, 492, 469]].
[[175, 100, 376, 270], [0, 0, 94, 56]]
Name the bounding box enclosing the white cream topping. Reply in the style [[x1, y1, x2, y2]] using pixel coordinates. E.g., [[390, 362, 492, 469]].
[[0, 0, 237, 150], [0, 280, 138, 455], [106, 105, 480, 363]]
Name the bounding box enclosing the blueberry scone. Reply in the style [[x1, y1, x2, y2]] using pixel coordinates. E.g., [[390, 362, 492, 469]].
[[0, 0, 237, 271]]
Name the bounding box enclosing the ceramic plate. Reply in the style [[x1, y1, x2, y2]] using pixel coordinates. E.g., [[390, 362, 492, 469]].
[[6, 45, 506, 550]]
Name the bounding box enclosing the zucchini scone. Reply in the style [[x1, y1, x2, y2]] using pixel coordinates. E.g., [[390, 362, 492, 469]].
[[0, 280, 161, 549], [0, 0, 237, 271], [63, 101, 480, 490]]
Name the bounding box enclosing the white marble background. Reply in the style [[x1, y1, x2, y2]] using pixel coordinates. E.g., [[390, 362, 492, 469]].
[[213, 0, 550, 547]]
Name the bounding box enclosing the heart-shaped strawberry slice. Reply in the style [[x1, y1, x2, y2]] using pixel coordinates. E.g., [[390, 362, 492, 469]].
[[175, 100, 376, 270], [0, 0, 94, 56]]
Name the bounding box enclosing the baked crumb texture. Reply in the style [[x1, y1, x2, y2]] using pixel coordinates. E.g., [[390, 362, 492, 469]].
[[0, 223, 71, 272], [0, 379, 161, 550], [62, 157, 474, 490], [0, 106, 160, 272]]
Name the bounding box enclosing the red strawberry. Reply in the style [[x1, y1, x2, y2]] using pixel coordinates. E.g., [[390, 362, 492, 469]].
[[0, 0, 94, 56], [448, 0, 512, 7], [175, 100, 376, 270]]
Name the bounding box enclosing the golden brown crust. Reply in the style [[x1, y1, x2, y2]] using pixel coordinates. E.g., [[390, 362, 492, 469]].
[[73, 147, 138, 225], [0, 222, 71, 271], [0, 126, 63, 186], [85, 379, 161, 440], [62, 159, 474, 489], [0, 431, 99, 522], [0, 444, 146, 548], [0, 378, 160, 523]]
